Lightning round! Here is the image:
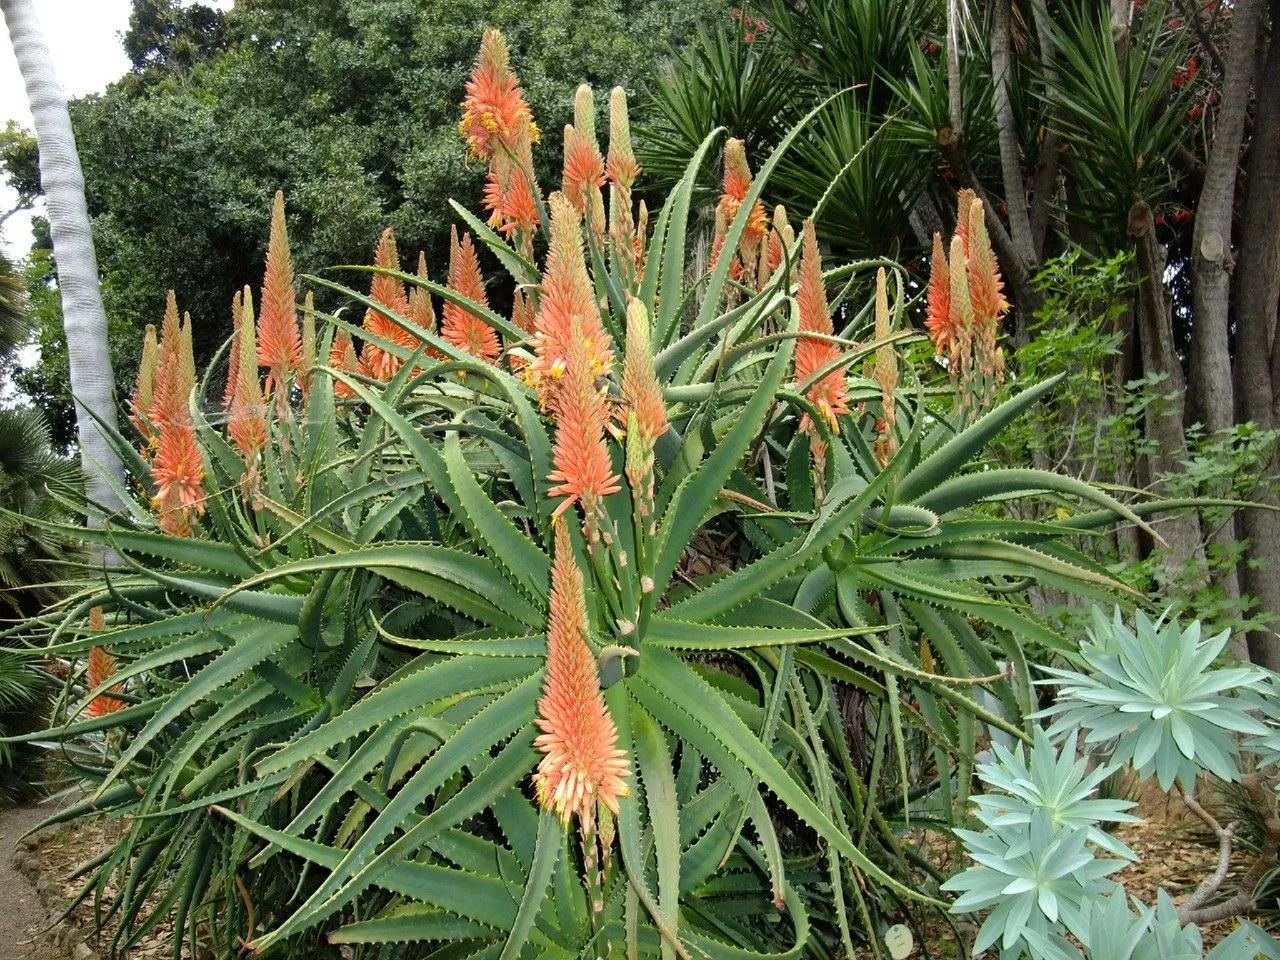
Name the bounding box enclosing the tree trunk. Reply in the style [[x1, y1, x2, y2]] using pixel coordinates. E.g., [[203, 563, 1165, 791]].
[[1129, 201, 1206, 586], [1185, 0, 1263, 634], [1, 0, 125, 516], [1233, 21, 1280, 668], [1188, 0, 1262, 434]]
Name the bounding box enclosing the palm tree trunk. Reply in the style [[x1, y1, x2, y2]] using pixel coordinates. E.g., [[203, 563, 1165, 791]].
[[2, 0, 125, 515]]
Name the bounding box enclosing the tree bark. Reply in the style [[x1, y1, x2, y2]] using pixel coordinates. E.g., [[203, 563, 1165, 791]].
[[1233, 21, 1280, 668], [1185, 0, 1263, 634], [1129, 201, 1206, 586], [1188, 0, 1263, 435], [1, 0, 125, 516], [990, 0, 1037, 269]]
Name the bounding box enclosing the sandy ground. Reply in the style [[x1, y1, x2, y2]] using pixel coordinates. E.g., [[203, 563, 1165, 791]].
[[0, 804, 64, 960]]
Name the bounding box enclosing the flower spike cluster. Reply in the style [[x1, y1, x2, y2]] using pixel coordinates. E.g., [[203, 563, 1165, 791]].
[[130, 324, 159, 443], [620, 298, 667, 524], [442, 227, 500, 364], [872, 268, 898, 467], [460, 29, 541, 256], [925, 191, 1006, 412], [258, 191, 301, 408], [86, 607, 125, 719], [606, 87, 644, 288], [710, 138, 769, 291], [359, 228, 417, 382], [148, 291, 205, 536], [533, 522, 630, 832], [528, 193, 615, 404], [793, 220, 850, 464], [227, 286, 267, 468]]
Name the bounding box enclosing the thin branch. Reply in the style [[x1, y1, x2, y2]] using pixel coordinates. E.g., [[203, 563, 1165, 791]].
[[1177, 0, 1227, 75]]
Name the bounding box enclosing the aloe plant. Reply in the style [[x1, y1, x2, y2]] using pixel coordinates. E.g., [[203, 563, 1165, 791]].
[[1, 30, 1178, 960]]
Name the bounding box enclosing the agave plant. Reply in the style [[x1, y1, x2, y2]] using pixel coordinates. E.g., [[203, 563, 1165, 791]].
[[1036, 608, 1271, 791], [3, 29, 1178, 960]]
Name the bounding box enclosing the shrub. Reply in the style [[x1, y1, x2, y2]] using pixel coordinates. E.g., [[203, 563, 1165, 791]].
[[7, 30, 1176, 960]]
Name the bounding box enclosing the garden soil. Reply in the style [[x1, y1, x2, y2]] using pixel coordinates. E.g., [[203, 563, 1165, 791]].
[[0, 804, 64, 960]]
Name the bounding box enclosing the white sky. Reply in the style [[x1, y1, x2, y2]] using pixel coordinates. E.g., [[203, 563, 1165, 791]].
[[0, 0, 233, 259]]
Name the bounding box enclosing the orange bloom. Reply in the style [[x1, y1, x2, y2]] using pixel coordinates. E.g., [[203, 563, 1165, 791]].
[[151, 418, 205, 536], [227, 286, 267, 464], [794, 220, 849, 435], [149, 291, 184, 431], [223, 291, 243, 407], [954, 188, 977, 257], [258, 191, 302, 400], [562, 123, 605, 222], [532, 523, 630, 830], [547, 317, 621, 532], [761, 203, 793, 289], [620, 298, 668, 449], [329, 328, 360, 400], [713, 138, 768, 285], [873, 268, 898, 466], [359, 228, 416, 382], [964, 198, 1007, 325], [924, 232, 953, 355], [130, 323, 159, 443], [299, 291, 316, 398], [442, 227, 500, 363], [459, 29, 537, 163], [529, 194, 614, 403], [606, 87, 640, 190], [621, 299, 667, 520], [461, 30, 542, 253], [86, 643, 125, 718]]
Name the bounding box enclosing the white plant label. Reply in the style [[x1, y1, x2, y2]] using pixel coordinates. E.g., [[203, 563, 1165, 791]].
[[884, 923, 914, 959]]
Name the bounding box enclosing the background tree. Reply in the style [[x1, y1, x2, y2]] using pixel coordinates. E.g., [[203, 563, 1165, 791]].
[[639, 0, 1280, 663], [8, 0, 721, 445], [1, 0, 125, 515]]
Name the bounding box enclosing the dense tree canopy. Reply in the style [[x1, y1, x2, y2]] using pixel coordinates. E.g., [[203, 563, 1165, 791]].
[[10, 0, 720, 444]]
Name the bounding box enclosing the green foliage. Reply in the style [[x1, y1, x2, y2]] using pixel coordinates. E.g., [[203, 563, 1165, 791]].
[[1037, 608, 1269, 791], [972, 729, 1139, 859], [2, 73, 1170, 958], [944, 810, 1125, 959], [20, 0, 722, 442]]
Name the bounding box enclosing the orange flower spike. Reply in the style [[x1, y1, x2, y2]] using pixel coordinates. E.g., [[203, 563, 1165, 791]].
[[924, 233, 952, 356], [562, 125, 606, 222], [442, 227, 500, 364], [532, 522, 630, 829], [606, 87, 639, 191], [151, 418, 205, 537], [954, 188, 978, 256], [547, 319, 621, 533], [148, 291, 185, 431], [329, 328, 360, 400], [299, 291, 316, 398], [947, 233, 976, 390], [227, 287, 267, 464], [762, 203, 792, 288], [530, 194, 614, 402], [406, 250, 437, 336], [620, 298, 668, 448], [794, 220, 849, 434], [621, 299, 667, 519], [721, 138, 768, 248], [873, 269, 898, 465], [459, 29, 537, 162], [258, 192, 302, 402], [964, 198, 1007, 325], [359, 228, 413, 382], [223, 291, 243, 407], [130, 324, 159, 441], [179, 312, 197, 400], [86, 643, 125, 718]]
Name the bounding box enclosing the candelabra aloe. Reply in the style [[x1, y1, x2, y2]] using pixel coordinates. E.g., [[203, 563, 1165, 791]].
[[3, 29, 1181, 960]]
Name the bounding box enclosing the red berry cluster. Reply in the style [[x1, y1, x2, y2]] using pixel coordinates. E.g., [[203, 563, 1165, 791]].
[[1172, 57, 1199, 88]]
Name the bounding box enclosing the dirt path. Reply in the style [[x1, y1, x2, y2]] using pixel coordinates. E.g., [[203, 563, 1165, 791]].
[[0, 804, 64, 960]]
